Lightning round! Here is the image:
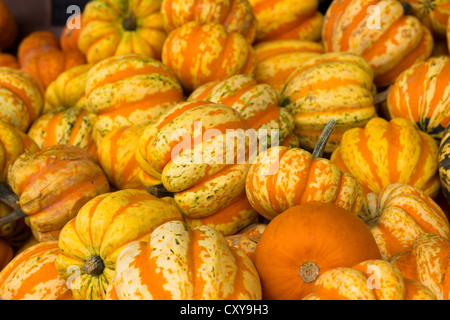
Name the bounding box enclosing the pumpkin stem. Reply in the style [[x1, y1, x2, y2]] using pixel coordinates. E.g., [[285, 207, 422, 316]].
[[0, 208, 27, 227], [123, 11, 137, 31], [299, 261, 320, 283], [83, 255, 105, 276], [0, 182, 20, 210], [373, 86, 391, 105], [147, 183, 174, 198], [312, 118, 335, 159]]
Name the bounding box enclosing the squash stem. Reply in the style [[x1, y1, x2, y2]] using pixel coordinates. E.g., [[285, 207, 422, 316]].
[[147, 183, 174, 198], [373, 86, 391, 105], [122, 11, 137, 31], [0, 208, 27, 227], [299, 261, 320, 283], [312, 119, 335, 159], [0, 182, 20, 210], [83, 255, 105, 276]]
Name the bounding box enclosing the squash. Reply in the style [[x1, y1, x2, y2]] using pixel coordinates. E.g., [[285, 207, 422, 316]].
[[253, 39, 324, 94], [0, 241, 72, 300], [402, 0, 450, 38], [0, 67, 44, 132], [97, 124, 147, 190], [161, 0, 256, 43], [0, 53, 19, 69], [439, 123, 450, 203], [85, 53, 184, 143], [279, 52, 378, 154], [79, 0, 167, 64], [60, 13, 84, 54], [322, 0, 434, 88], [249, 0, 324, 43], [17, 31, 60, 66], [105, 220, 261, 300], [361, 183, 450, 260], [253, 202, 381, 300], [0, 237, 13, 271], [55, 189, 184, 300], [330, 117, 441, 197], [386, 56, 450, 141], [303, 259, 436, 300], [161, 21, 256, 92], [188, 74, 296, 147], [389, 233, 450, 300], [43, 64, 92, 114], [448, 17, 450, 54], [0, 0, 18, 50], [1, 145, 110, 242], [27, 107, 98, 160]]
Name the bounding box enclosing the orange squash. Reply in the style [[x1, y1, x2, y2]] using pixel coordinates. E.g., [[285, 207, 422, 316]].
[[402, 0, 450, 38], [17, 31, 60, 66], [0, 0, 18, 50], [253, 202, 381, 300], [60, 13, 84, 54], [162, 21, 256, 92], [0, 241, 72, 300], [0, 53, 19, 69]]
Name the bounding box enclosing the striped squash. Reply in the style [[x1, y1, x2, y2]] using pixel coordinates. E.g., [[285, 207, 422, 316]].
[[97, 124, 147, 190], [7, 145, 110, 242], [0, 241, 72, 300], [161, 0, 256, 43], [403, 0, 450, 38], [331, 117, 441, 197], [161, 21, 256, 92], [137, 101, 255, 220], [361, 183, 450, 260], [245, 146, 364, 220], [439, 123, 450, 203], [85, 54, 184, 143], [79, 0, 167, 64], [55, 189, 184, 300], [44, 64, 92, 114], [0, 120, 39, 182], [249, 0, 324, 43], [0, 67, 44, 132], [27, 107, 97, 160], [188, 74, 295, 148], [322, 0, 434, 88], [303, 259, 436, 300], [280, 52, 378, 153], [105, 220, 261, 300], [253, 39, 324, 94], [389, 233, 450, 300], [386, 56, 450, 141]]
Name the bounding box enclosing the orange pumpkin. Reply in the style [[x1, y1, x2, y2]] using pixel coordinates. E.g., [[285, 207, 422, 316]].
[[0, 241, 72, 300], [249, 0, 324, 43], [389, 233, 450, 300], [0, 0, 18, 50], [162, 21, 256, 92], [0, 237, 13, 271], [0, 53, 19, 69], [17, 31, 60, 66], [322, 0, 434, 88], [253, 202, 381, 300], [60, 13, 83, 54], [161, 0, 257, 43], [303, 259, 436, 300]]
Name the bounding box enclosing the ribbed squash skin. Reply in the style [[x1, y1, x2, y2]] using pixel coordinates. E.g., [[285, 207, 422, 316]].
[[188, 74, 295, 147], [0, 67, 44, 132], [246, 146, 364, 220], [253, 39, 324, 94], [0, 241, 72, 300], [105, 220, 261, 300], [280, 52, 378, 153], [27, 107, 97, 160], [403, 0, 450, 38], [389, 233, 450, 300], [331, 117, 440, 197], [361, 183, 450, 260], [161, 0, 257, 43], [7, 145, 110, 242], [0, 120, 39, 182], [55, 189, 184, 300], [322, 0, 434, 88], [387, 56, 450, 141], [303, 259, 436, 300], [85, 54, 184, 142], [78, 0, 168, 64], [249, 0, 324, 43], [44, 64, 92, 114], [162, 21, 256, 92]]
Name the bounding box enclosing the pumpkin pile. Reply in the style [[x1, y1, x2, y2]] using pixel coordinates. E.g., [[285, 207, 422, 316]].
[[0, 0, 449, 301]]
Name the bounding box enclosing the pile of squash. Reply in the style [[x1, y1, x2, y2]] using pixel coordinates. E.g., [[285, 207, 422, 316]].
[[0, 0, 450, 301]]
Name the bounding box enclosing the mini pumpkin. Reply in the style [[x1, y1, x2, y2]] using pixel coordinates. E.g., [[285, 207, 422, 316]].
[[330, 117, 440, 197], [0, 53, 19, 69], [60, 13, 84, 54], [402, 0, 450, 38], [17, 31, 60, 66], [253, 202, 381, 300], [55, 189, 184, 300], [105, 220, 262, 300]]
